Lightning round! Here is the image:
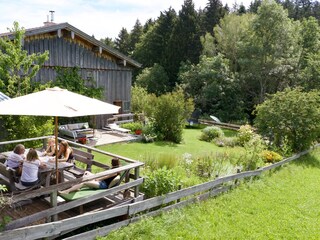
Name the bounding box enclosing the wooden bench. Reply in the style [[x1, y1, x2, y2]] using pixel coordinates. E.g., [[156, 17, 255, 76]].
[[0, 163, 38, 192], [66, 148, 95, 178]]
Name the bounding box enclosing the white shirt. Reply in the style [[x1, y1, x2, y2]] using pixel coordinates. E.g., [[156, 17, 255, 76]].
[[21, 160, 40, 183], [5, 152, 24, 168]]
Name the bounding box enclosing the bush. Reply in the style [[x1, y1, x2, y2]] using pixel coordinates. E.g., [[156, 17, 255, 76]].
[[254, 88, 320, 152], [236, 124, 256, 146], [200, 126, 224, 142], [214, 137, 237, 147], [141, 167, 180, 198], [143, 154, 178, 171], [236, 134, 265, 171], [260, 150, 283, 163], [121, 122, 143, 133]]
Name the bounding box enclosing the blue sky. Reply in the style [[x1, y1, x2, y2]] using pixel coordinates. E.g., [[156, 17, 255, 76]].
[[0, 0, 252, 39]]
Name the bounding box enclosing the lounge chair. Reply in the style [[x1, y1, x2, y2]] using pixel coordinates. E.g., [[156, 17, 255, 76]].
[[105, 123, 130, 134]]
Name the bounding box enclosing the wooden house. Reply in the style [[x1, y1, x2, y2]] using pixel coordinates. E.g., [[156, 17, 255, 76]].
[[0, 22, 141, 128]]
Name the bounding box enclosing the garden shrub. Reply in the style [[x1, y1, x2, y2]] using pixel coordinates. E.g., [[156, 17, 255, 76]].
[[141, 167, 180, 198], [214, 136, 237, 147], [236, 124, 256, 146], [200, 126, 224, 142], [194, 152, 233, 178], [121, 122, 143, 133], [141, 122, 157, 143], [236, 134, 265, 171], [254, 88, 320, 152], [260, 150, 283, 163], [143, 153, 178, 171]]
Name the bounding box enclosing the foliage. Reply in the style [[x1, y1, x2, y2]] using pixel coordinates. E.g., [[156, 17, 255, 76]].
[[120, 122, 143, 133], [260, 150, 283, 163], [150, 88, 194, 143], [135, 63, 169, 96], [0, 21, 49, 97], [54, 66, 103, 126], [236, 134, 265, 171], [141, 122, 157, 143], [179, 54, 245, 122], [141, 167, 180, 198], [199, 126, 224, 142], [104, 150, 320, 240], [236, 124, 256, 146], [254, 88, 320, 152], [130, 86, 151, 114], [114, 27, 131, 55], [143, 153, 178, 172], [0, 22, 53, 146], [214, 136, 238, 147]]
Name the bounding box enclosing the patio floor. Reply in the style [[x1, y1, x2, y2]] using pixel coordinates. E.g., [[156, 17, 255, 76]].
[[87, 129, 140, 147]]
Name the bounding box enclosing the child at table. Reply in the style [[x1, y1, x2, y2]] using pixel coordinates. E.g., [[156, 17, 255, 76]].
[[5, 144, 26, 176], [21, 148, 46, 187], [43, 137, 56, 156]]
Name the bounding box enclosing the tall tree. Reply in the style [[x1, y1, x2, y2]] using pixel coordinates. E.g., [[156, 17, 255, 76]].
[[166, 0, 202, 88], [239, 0, 300, 106], [0, 22, 52, 147], [133, 8, 177, 86], [129, 19, 143, 55], [201, 0, 226, 35], [0, 22, 49, 97], [114, 27, 130, 55], [100, 37, 115, 48]]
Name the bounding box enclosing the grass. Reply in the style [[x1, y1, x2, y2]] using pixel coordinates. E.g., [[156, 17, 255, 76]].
[[95, 127, 242, 163], [101, 148, 320, 240]]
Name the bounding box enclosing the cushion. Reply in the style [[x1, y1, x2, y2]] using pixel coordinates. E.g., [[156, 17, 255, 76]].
[[82, 123, 89, 129], [59, 187, 107, 201], [108, 175, 120, 188], [68, 124, 79, 130]]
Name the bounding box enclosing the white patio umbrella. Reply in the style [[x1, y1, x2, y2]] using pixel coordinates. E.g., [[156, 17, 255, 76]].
[[0, 87, 120, 183]]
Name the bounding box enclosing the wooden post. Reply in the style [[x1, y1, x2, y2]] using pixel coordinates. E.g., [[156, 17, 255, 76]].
[[134, 167, 140, 198]]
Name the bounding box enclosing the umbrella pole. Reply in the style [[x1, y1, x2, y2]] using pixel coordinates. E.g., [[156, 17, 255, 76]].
[[55, 116, 59, 184]]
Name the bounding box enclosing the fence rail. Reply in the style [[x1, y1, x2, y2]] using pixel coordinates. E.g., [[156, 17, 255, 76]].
[[1, 143, 318, 240]]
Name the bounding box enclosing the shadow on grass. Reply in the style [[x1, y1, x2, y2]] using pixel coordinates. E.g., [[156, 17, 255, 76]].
[[154, 141, 178, 148], [291, 153, 320, 169]]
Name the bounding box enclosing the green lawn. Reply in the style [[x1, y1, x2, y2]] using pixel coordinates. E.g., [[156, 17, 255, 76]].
[[101, 148, 320, 240], [95, 128, 242, 163]]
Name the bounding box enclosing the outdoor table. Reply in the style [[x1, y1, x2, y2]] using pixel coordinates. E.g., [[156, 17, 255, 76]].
[[39, 159, 73, 186]]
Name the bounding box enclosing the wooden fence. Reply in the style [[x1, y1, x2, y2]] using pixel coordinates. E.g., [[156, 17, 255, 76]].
[[1, 143, 317, 240]]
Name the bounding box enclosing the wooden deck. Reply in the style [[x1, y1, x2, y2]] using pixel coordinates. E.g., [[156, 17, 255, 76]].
[[0, 136, 144, 234]]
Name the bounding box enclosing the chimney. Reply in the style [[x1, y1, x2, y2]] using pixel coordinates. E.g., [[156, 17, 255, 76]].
[[44, 10, 56, 26], [50, 10, 55, 22]]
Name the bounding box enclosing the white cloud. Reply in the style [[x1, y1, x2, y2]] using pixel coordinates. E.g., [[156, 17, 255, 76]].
[[0, 0, 252, 39]]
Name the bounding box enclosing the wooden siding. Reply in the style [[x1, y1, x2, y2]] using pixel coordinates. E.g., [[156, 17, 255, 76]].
[[23, 35, 133, 128]]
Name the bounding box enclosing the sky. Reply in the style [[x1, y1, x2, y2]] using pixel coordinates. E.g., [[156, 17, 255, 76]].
[[0, 0, 252, 40]]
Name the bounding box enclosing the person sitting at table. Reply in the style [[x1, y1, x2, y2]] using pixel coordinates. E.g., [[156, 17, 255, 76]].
[[43, 137, 56, 156], [49, 140, 74, 163], [60, 158, 121, 194], [5, 144, 26, 176], [20, 148, 46, 187]]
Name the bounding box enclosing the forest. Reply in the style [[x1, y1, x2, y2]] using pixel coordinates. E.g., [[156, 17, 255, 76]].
[[103, 0, 320, 123]]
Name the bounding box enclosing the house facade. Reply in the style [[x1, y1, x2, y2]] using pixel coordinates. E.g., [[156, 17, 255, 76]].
[[0, 22, 140, 128]]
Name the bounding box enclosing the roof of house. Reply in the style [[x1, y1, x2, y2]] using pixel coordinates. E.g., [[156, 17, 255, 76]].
[[0, 22, 141, 68], [0, 92, 10, 102]]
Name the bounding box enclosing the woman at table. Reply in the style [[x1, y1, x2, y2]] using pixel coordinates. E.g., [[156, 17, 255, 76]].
[[43, 137, 56, 156], [5, 144, 26, 176], [50, 140, 74, 163], [60, 158, 121, 194], [21, 148, 46, 187]]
